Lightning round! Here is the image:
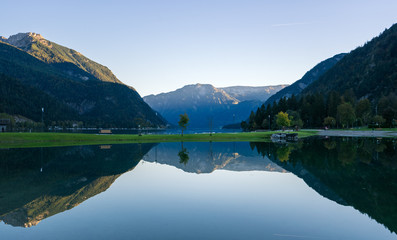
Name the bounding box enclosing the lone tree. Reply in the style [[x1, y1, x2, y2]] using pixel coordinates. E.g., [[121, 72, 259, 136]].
[[276, 111, 291, 131], [178, 113, 189, 136]]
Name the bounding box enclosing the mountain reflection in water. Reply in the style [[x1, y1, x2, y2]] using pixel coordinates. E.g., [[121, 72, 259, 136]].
[[0, 137, 396, 236], [142, 142, 285, 174], [0, 143, 154, 227]]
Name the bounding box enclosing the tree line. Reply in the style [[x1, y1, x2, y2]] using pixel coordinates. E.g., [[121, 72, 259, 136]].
[[241, 90, 397, 131]]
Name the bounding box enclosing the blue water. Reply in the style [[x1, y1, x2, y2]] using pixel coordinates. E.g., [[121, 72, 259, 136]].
[[0, 138, 396, 240]]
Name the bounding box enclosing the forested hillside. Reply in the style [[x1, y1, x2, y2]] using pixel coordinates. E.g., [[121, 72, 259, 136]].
[[265, 53, 346, 105], [0, 37, 166, 128], [243, 24, 397, 131], [303, 24, 397, 99], [1, 33, 122, 84]]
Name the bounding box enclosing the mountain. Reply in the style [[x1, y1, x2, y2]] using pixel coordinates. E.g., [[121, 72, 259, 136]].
[[0, 33, 166, 128], [144, 84, 240, 128], [302, 24, 397, 101], [242, 23, 397, 131], [0, 33, 122, 84], [221, 85, 287, 102], [264, 53, 346, 106], [144, 83, 286, 128], [0, 74, 78, 122]]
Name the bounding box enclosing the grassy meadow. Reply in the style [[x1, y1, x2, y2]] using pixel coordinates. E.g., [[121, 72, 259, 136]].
[[0, 130, 318, 149]]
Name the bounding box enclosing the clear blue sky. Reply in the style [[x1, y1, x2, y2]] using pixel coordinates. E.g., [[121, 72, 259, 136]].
[[1, 0, 397, 96]]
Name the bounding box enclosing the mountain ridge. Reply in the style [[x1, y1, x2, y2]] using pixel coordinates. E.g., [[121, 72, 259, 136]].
[[302, 24, 397, 101], [0, 33, 166, 128], [144, 83, 286, 128], [264, 53, 346, 106], [242, 23, 397, 131], [0, 32, 124, 85], [221, 85, 288, 102]]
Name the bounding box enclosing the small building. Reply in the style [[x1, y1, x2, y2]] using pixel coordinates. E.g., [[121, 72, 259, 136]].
[[99, 129, 112, 134], [0, 119, 10, 132]]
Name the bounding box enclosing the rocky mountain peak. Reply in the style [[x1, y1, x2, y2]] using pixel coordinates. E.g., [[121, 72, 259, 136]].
[[185, 83, 239, 103], [221, 85, 288, 102], [143, 83, 286, 128], [0, 32, 51, 51], [187, 83, 216, 91], [1, 32, 123, 84]]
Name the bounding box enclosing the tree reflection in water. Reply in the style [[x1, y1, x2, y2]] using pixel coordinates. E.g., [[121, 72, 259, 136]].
[[0, 143, 155, 227], [1, 137, 396, 234], [251, 137, 397, 234], [178, 142, 189, 165]]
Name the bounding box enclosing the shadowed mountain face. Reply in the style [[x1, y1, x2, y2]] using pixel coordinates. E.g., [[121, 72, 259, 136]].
[[251, 137, 397, 234], [0, 143, 155, 227], [144, 84, 286, 128], [302, 23, 397, 101], [264, 53, 346, 105], [0, 34, 166, 128]]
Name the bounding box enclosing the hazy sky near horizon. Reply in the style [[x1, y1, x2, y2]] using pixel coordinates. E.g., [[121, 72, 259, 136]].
[[1, 0, 397, 96]]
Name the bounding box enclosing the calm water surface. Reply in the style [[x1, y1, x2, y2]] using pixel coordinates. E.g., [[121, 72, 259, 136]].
[[0, 137, 396, 239]]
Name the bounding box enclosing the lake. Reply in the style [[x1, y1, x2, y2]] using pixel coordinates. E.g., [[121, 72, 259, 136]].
[[0, 137, 396, 239]]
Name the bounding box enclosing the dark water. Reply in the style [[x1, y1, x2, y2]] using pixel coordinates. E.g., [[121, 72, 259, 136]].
[[0, 137, 396, 239]]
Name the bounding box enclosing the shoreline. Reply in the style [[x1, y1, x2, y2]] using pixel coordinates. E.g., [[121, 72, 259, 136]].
[[318, 130, 397, 138]]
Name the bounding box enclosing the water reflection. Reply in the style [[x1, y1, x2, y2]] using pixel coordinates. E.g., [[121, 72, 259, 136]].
[[0, 137, 396, 238], [0, 143, 155, 227], [251, 137, 397, 234], [142, 142, 285, 174], [177, 142, 189, 165]]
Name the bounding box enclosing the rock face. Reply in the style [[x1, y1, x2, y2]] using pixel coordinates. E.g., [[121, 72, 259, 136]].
[[144, 84, 241, 128], [144, 83, 287, 128], [221, 85, 287, 102], [145, 84, 239, 109], [264, 53, 346, 106], [0, 32, 50, 51]]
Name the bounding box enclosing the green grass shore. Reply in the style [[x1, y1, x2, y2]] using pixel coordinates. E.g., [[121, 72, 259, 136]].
[[0, 131, 317, 149]]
